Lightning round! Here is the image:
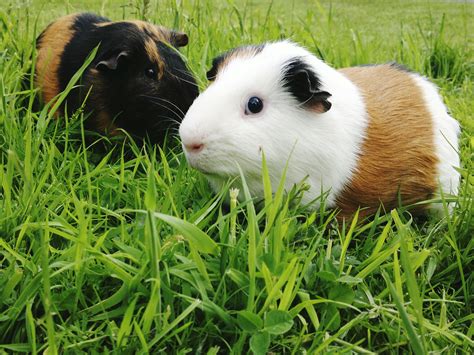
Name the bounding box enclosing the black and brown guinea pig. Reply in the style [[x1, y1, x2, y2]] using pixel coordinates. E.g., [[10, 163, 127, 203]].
[[35, 12, 199, 144]]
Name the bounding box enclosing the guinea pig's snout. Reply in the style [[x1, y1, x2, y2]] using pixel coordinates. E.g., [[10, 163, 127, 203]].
[[179, 113, 207, 155], [183, 141, 204, 154], [180, 126, 205, 154]]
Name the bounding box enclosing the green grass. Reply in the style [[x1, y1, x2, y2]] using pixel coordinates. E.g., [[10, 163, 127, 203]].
[[1, 0, 473, 353]]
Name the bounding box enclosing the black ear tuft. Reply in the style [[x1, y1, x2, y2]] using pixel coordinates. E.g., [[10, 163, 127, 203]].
[[206, 54, 226, 81], [95, 51, 129, 71], [282, 58, 332, 113]]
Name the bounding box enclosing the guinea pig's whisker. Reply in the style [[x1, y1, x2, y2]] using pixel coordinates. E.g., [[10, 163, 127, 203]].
[[162, 118, 182, 127], [173, 75, 200, 88], [168, 128, 180, 135], [150, 96, 186, 116], [164, 68, 200, 88], [138, 95, 186, 118], [149, 103, 183, 121], [139, 101, 184, 121], [153, 114, 182, 127]]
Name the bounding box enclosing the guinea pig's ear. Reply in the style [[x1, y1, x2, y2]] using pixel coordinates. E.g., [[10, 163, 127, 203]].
[[168, 31, 189, 48], [310, 90, 332, 113], [95, 51, 129, 71], [283, 58, 332, 113]]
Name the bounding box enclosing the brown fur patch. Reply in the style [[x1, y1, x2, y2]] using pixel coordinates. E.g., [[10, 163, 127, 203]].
[[144, 39, 165, 79], [335, 65, 438, 219], [35, 14, 76, 105]]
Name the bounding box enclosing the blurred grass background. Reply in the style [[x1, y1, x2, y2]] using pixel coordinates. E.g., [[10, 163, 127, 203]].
[[0, 0, 472, 353]]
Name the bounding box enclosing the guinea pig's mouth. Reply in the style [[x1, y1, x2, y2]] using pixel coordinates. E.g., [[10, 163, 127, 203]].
[[184, 153, 211, 174], [188, 161, 225, 178], [201, 171, 228, 180], [184, 153, 233, 179]]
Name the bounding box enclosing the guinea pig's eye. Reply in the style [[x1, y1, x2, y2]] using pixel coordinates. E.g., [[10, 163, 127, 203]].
[[145, 68, 156, 79], [245, 96, 264, 115]]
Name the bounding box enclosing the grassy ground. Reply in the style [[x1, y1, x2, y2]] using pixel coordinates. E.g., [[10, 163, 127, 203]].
[[0, 0, 473, 353]]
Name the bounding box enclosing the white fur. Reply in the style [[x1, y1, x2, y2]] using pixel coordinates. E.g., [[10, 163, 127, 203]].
[[179, 40, 460, 210], [411, 74, 460, 199]]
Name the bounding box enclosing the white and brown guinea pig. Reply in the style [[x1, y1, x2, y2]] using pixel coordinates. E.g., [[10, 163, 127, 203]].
[[35, 13, 199, 144], [179, 41, 461, 218]]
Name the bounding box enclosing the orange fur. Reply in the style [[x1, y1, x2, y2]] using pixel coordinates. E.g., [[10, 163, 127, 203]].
[[35, 14, 76, 105], [335, 65, 438, 219], [144, 39, 165, 79]]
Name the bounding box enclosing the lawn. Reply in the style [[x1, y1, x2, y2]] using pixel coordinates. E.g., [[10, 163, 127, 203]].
[[0, 0, 473, 353]]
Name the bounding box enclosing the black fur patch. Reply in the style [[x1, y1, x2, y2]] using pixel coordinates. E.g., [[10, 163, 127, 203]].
[[114, 41, 199, 142], [389, 62, 413, 73], [206, 44, 265, 81], [206, 55, 224, 81], [43, 13, 198, 144], [281, 58, 332, 112]]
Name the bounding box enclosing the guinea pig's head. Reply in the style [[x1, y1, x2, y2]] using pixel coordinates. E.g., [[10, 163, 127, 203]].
[[86, 20, 199, 143], [179, 41, 332, 190]]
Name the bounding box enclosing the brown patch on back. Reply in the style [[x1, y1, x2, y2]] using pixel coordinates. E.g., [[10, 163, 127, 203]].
[[335, 64, 438, 219], [35, 14, 76, 105]]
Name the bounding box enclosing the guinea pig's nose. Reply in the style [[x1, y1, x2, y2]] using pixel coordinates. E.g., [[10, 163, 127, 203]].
[[184, 142, 204, 154]]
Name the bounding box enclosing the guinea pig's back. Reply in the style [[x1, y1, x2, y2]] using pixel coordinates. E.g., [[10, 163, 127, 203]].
[[36, 14, 77, 103], [336, 64, 459, 217], [35, 13, 108, 104]]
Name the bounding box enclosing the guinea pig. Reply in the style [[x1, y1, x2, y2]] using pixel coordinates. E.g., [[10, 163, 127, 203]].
[[179, 41, 460, 218], [35, 12, 199, 144]]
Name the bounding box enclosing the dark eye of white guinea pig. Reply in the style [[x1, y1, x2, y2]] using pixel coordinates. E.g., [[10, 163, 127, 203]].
[[145, 68, 156, 79], [245, 96, 264, 115]]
